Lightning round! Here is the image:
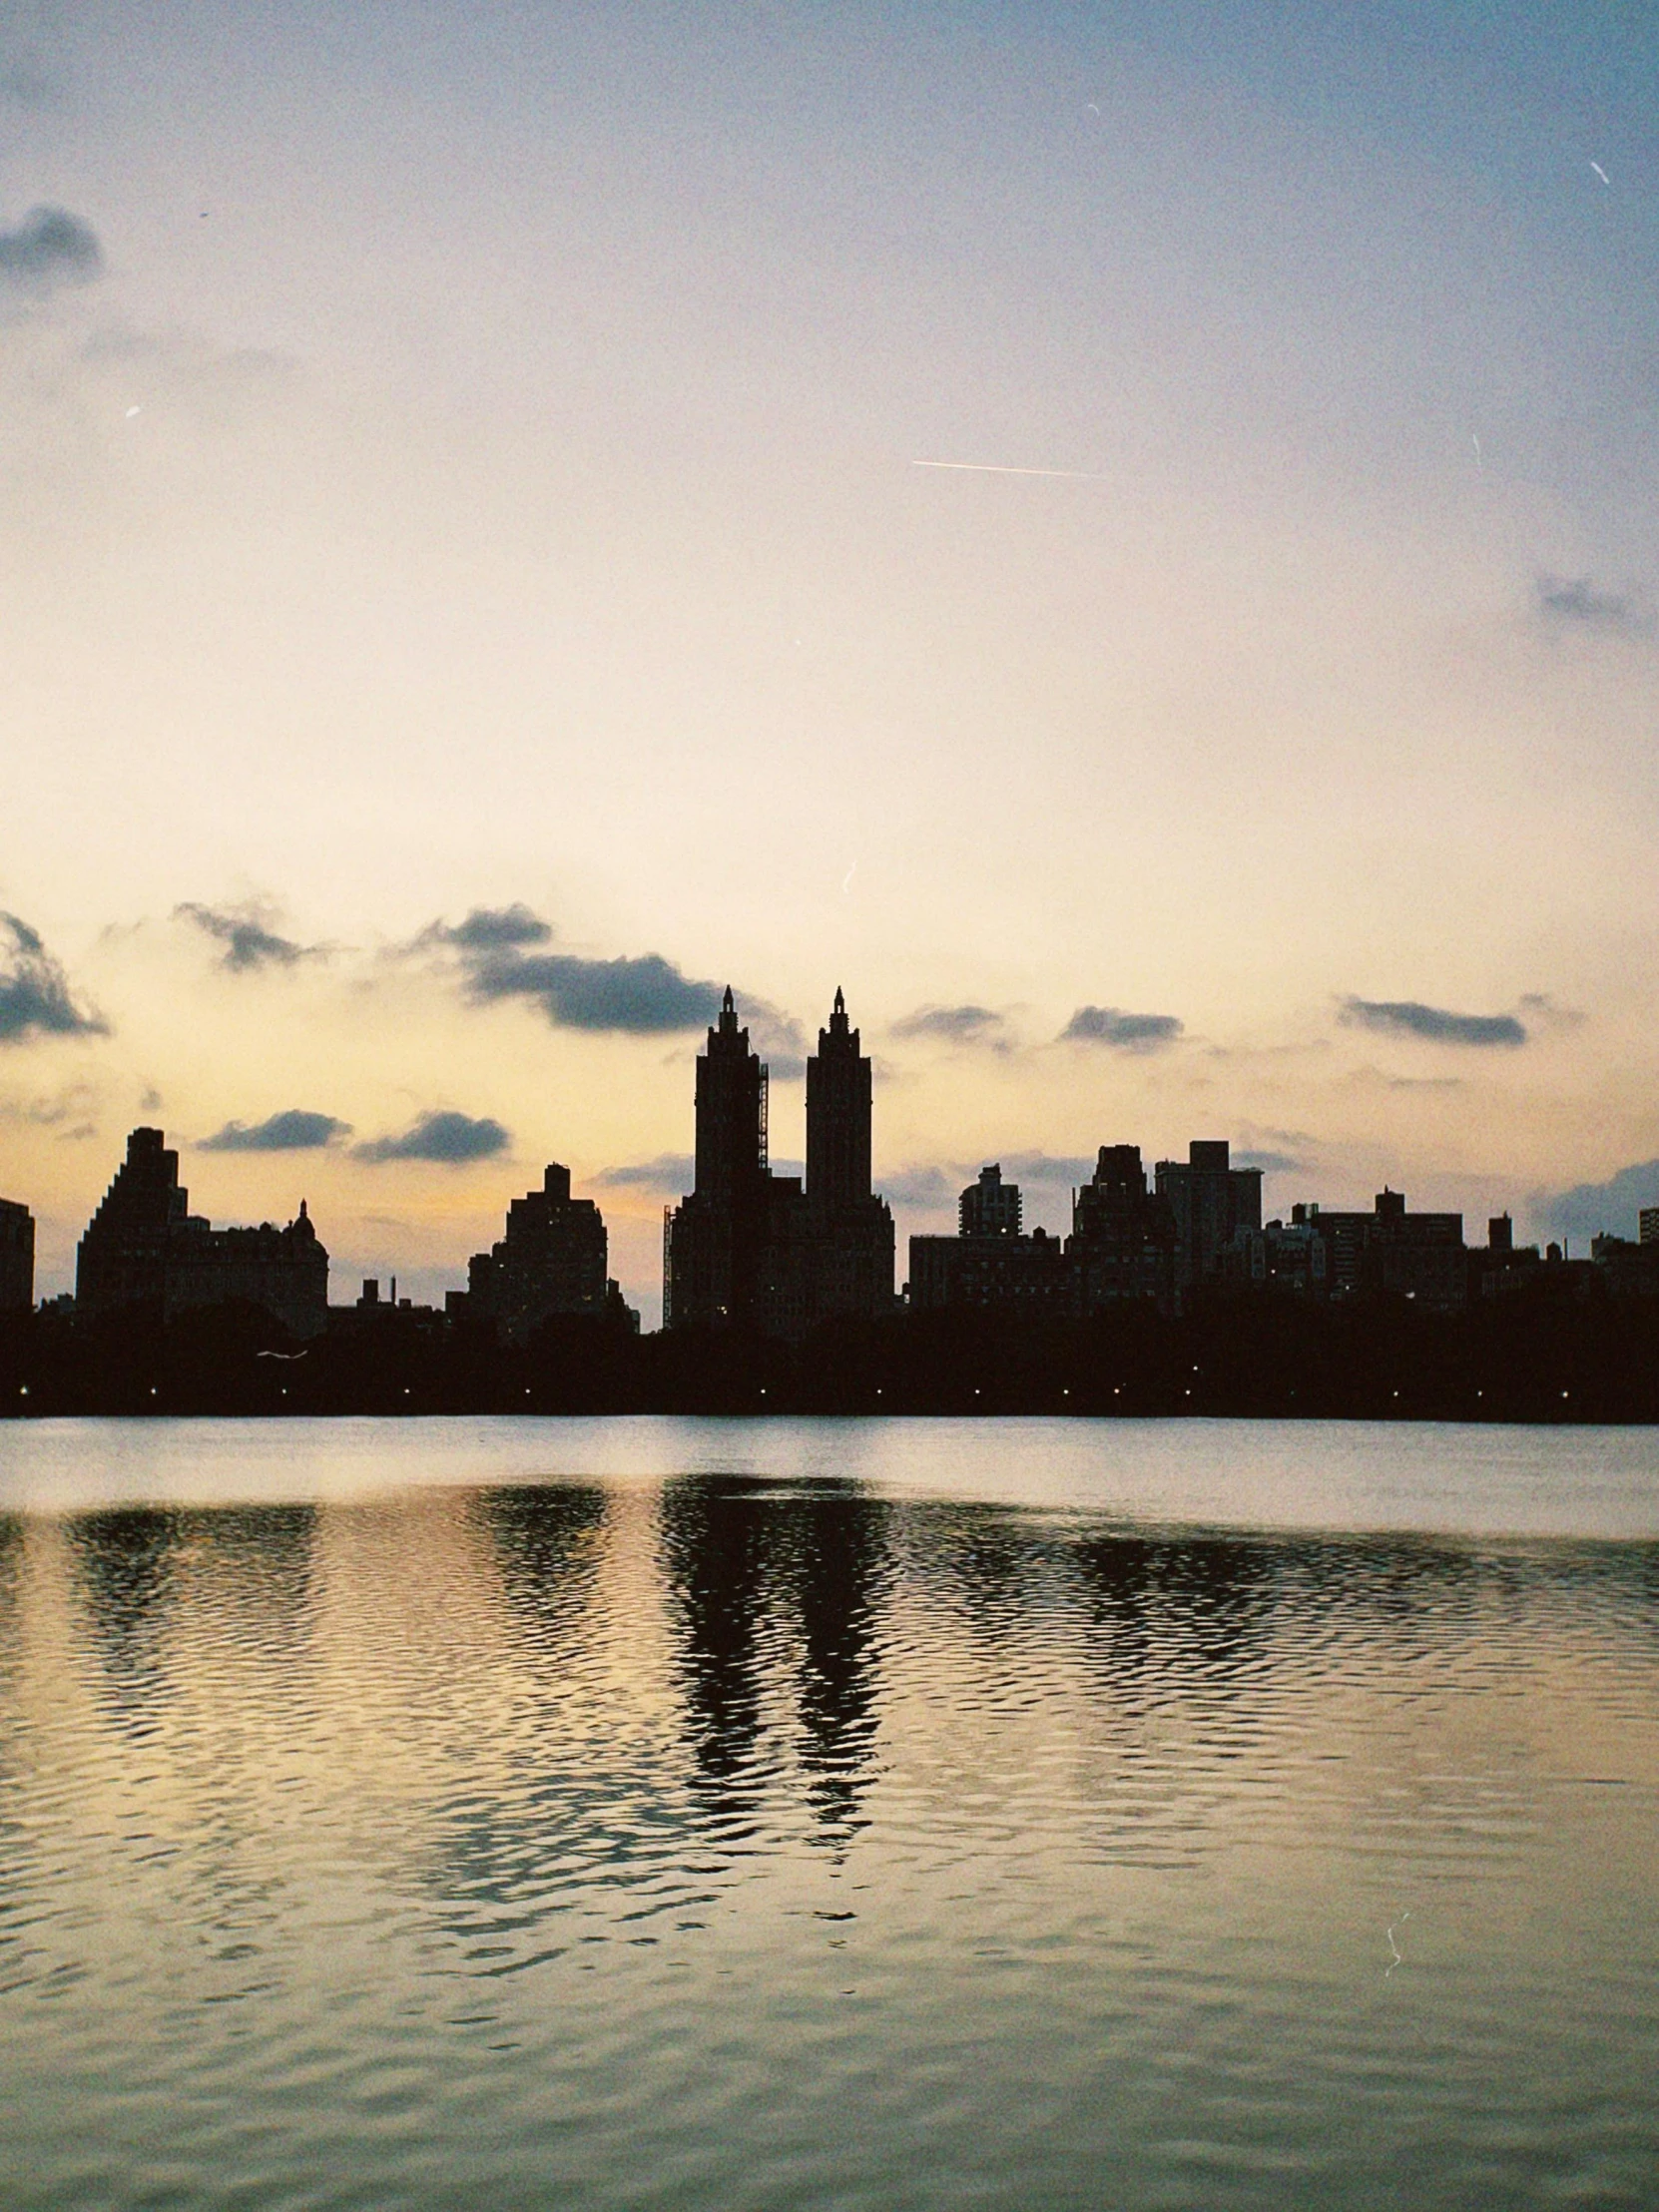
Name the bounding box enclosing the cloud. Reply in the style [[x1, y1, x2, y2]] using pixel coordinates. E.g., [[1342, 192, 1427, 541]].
[[1341, 997, 1526, 1048], [1233, 1149, 1306, 1176], [201, 1110, 351, 1153], [354, 1110, 510, 1165], [1536, 574, 1651, 638], [594, 1153, 695, 1194], [0, 1080, 101, 1132], [891, 1004, 1010, 1046], [417, 903, 805, 1069], [1001, 1150, 1097, 1186], [1517, 992, 1588, 1033], [1536, 1160, 1659, 1248], [1060, 1006, 1184, 1051], [176, 901, 322, 973], [0, 204, 101, 292], [429, 903, 553, 952], [0, 913, 106, 1043], [879, 1164, 960, 1208], [469, 948, 724, 1033]]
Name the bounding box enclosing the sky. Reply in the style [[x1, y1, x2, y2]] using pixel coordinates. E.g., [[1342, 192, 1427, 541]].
[[2, 0, 1657, 1321]]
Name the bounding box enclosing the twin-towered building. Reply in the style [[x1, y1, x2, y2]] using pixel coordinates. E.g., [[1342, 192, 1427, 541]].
[[32, 988, 1659, 1344], [665, 988, 895, 1334]]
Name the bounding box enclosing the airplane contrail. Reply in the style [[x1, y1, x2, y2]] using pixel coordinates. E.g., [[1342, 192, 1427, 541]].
[[910, 459, 1110, 480]]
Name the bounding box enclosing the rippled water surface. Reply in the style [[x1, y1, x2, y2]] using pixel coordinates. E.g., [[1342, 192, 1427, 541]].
[[1, 1417, 1656, 2210]]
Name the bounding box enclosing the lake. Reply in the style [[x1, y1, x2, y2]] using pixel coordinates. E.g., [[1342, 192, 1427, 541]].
[[1, 1416, 1656, 2209]]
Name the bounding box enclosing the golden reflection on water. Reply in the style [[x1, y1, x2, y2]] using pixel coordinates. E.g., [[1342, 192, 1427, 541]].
[[0, 1431, 1657, 2210]]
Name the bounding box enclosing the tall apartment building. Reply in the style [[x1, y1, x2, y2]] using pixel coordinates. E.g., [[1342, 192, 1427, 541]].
[[464, 1162, 616, 1343], [0, 1198, 34, 1313], [1154, 1141, 1264, 1302], [666, 988, 893, 1334], [1068, 1145, 1178, 1313]]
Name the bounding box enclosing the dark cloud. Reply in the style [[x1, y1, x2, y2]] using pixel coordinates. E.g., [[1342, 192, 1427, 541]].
[[593, 1153, 695, 1194], [1537, 1161, 1659, 1248], [201, 1110, 351, 1154], [0, 204, 101, 290], [354, 1110, 510, 1165], [1341, 997, 1526, 1048], [176, 902, 321, 974], [1060, 1006, 1184, 1051], [432, 903, 553, 952], [891, 1004, 1010, 1045], [469, 948, 722, 1033], [1233, 1149, 1306, 1176], [421, 904, 803, 1064], [1536, 574, 1651, 638], [0, 912, 106, 1043]]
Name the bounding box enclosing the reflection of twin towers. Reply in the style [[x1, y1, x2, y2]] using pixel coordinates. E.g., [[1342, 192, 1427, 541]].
[[664, 988, 895, 1335], [54, 1484, 1289, 1853]]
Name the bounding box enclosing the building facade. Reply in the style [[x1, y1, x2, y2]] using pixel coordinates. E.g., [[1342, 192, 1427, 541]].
[[76, 1127, 328, 1337], [464, 1162, 618, 1343], [1067, 1145, 1178, 1313], [0, 1198, 34, 1313], [1154, 1141, 1264, 1303], [666, 988, 893, 1334]]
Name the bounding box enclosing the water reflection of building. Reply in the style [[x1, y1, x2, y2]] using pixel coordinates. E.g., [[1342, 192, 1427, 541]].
[[664, 989, 894, 1335], [67, 1506, 182, 1732], [76, 1128, 328, 1338], [658, 1473, 889, 1841], [660, 1474, 773, 1792]]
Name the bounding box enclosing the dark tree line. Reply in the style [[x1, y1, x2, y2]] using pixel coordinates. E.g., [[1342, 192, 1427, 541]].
[[4, 1278, 1658, 1420]]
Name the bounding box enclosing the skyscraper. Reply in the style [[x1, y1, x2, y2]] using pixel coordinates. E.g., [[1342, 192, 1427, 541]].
[[666, 989, 774, 1328], [805, 988, 894, 1322], [666, 987, 893, 1332], [0, 1198, 34, 1314], [807, 988, 870, 1211]]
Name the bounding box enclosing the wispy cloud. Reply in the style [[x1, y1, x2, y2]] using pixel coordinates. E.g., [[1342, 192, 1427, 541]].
[[879, 1164, 959, 1208], [1001, 1150, 1097, 1186], [593, 1152, 695, 1194], [201, 1110, 351, 1153], [1060, 1006, 1184, 1051], [1536, 573, 1651, 638], [354, 1110, 509, 1165], [1341, 997, 1526, 1048], [0, 913, 106, 1044], [0, 204, 101, 292], [1535, 1159, 1659, 1247], [176, 901, 323, 974], [890, 1004, 1011, 1046]]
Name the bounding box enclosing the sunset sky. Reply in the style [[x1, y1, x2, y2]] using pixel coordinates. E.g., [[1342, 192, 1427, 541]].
[[2, 1, 1657, 1320]]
